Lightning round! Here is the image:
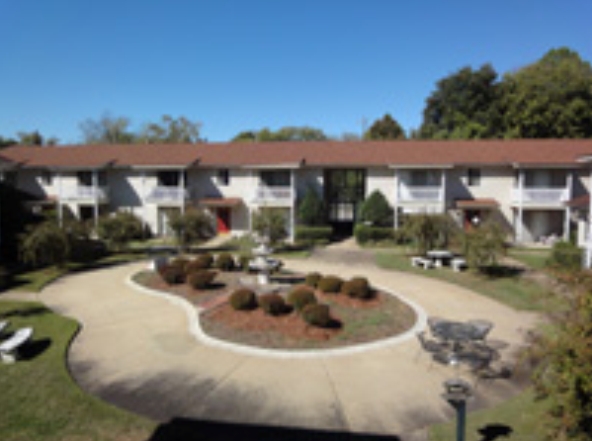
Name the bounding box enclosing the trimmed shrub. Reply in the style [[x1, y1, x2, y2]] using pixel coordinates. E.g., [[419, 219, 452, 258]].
[[318, 275, 343, 293], [304, 272, 322, 288], [230, 288, 258, 311], [160, 264, 186, 285], [341, 277, 372, 299], [238, 254, 251, 272], [187, 270, 217, 290], [358, 190, 393, 227], [354, 224, 394, 244], [258, 293, 288, 316], [302, 303, 331, 328], [295, 226, 332, 245], [215, 252, 236, 271], [186, 254, 213, 273], [297, 186, 326, 226], [287, 286, 317, 311], [170, 257, 190, 270], [548, 241, 582, 270]]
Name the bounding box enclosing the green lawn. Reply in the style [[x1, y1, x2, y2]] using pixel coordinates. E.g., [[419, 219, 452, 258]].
[[430, 389, 551, 441], [0, 301, 155, 441], [508, 248, 551, 270], [375, 250, 561, 312]]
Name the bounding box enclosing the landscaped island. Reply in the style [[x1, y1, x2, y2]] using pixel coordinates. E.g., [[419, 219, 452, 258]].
[[133, 253, 417, 350]]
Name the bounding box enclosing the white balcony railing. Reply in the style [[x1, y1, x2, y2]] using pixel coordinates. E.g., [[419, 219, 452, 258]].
[[145, 186, 189, 203], [398, 186, 443, 202], [511, 188, 569, 205], [60, 186, 109, 201], [252, 186, 294, 205]]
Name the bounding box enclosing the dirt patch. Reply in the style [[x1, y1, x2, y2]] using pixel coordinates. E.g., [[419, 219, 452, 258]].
[[134, 270, 417, 350]]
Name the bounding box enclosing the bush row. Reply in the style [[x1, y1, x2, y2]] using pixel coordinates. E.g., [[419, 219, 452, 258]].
[[354, 224, 394, 245], [304, 272, 373, 299], [295, 226, 333, 245]]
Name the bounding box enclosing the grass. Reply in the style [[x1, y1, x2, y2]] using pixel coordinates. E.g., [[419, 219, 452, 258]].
[[430, 389, 551, 441], [375, 249, 561, 312], [0, 301, 155, 441], [508, 248, 551, 270]]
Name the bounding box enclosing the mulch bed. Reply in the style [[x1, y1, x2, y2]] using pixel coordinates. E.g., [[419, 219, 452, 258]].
[[134, 270, 417, 350]]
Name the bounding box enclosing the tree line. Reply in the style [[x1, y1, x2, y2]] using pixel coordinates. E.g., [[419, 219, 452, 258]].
[[2, 47, 592, 147]]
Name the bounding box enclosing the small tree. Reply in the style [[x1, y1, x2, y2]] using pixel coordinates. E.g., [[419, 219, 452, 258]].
[[98, 212, 143, 252], [20, 222, 70, 267], [463, 221, 506, 269], [400, 214, 457, 255], [252, 208, 288, 245], [169, 209, 215, 249], [297, 186, 326, 226], [358, 190, 393, 226]]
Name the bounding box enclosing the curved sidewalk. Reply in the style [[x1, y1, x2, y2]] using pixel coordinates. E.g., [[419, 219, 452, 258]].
[[37, 255, 537, 439]]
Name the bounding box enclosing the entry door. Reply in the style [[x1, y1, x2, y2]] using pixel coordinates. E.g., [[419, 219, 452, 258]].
[[217, 208, 231, 233]]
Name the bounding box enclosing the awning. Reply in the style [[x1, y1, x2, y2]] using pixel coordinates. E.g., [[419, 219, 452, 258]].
[[455, 198, 499, 210], [199, 197, 243, 208], [566, 194, 589, 208]]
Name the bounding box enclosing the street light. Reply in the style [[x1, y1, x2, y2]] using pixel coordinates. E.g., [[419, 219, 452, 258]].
[[442, 378, 472, 441]]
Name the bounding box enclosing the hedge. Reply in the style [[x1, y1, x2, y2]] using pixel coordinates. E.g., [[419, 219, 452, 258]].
[[295, 225, 333, 245], [354, 224, 394, 244]]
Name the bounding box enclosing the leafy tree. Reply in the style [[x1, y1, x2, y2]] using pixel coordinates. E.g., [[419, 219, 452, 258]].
[[139, 115, 202, 143], [364, 114, 406, 140], [503, 47, 592, 138], [463, 221, 506, 269], [79, 113, 136, 144], [17, 130, 44, 146], [418, 64, 504, 139], [358, 190, 393, 226], [231, 126, 327, 142], [252, 208, 288, 244], [0, 136, 17, 149], [297, 187, 326, 226], [97, 211, 143, 251], [168, 209, 215, 249], [532, 287, 592, 440], [19, 221, 70, 267]]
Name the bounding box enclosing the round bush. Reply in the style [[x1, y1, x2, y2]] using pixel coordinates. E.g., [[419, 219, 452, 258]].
[[238, 255, 251, 272], [186, 254, 214, 273], [341, 277, 372, 299], [258, 293, 288, 316], [170, 257, 190, 270], [187, 270, 217, 290], [215, 252, 236, 271], [301, 303, 331, 328], [318, 275, 343, 293], [160, 264, 186, 285], [287, 286, 317, 311], [230, 288, 257, 311], [304, 272, 322, 288]]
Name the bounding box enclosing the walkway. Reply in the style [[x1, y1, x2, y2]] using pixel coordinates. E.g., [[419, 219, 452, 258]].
[[12, 247, 538, 440]]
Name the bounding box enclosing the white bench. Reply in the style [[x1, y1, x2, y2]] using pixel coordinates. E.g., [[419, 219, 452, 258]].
[[411, 256, 434, 270], [0, 327, 33, 363], [451, 258, 468, 272]]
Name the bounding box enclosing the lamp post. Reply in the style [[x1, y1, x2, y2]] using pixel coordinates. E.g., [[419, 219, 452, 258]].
[[442, 378, 472, 441]]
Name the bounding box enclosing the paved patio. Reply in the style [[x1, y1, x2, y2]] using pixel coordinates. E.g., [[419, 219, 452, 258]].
[[9, 247, 539, 440]]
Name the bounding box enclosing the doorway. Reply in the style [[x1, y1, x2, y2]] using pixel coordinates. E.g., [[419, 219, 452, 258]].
[[216, 207, 231, 234]]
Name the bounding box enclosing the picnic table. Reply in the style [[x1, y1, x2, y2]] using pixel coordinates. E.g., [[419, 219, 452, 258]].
[[426, 250, 454, 267]]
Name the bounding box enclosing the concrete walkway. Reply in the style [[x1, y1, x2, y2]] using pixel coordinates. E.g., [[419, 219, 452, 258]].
[[6, 249, 538, 440]]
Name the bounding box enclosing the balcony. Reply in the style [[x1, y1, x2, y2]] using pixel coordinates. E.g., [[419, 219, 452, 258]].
[[398, 186, 443, 203], [511, 188, 569, 206], [60, 186, 109, 203], [251, 186, 294, 206], [145, 186, 189, 204]]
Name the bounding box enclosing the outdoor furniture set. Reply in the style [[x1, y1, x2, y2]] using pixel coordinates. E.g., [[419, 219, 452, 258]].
[[417, 317, 501, 379], [0, 321, 33, 363], [411, 250, 467, 271]]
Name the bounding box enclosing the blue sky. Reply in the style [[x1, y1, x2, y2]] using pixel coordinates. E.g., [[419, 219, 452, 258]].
[[1, 1, 591, 143]]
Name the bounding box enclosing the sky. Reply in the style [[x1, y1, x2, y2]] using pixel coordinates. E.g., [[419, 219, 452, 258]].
[[1, 1, 591, 144]]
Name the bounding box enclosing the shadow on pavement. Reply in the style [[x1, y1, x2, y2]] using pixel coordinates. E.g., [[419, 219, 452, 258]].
[[148, 418, 401, 441]]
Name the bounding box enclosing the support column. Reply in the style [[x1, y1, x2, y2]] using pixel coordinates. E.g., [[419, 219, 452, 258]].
[[141, 171, 148, 239], [92, 170, 99, 230], [393, 169, 399, 230], [289, 169, 295, 242], [58, 172, 63, 228], [586, 169, 592, 269], [179, 169, 186, 214], [517, 169, 524, 243], [564, 171, 573, 242], [441, 168, 447, 214]]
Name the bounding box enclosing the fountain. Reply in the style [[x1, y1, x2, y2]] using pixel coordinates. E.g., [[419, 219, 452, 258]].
[[238, 234, 284, 293]]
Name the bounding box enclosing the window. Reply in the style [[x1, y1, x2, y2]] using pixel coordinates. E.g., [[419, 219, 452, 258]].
[[467, 168, 481, 187], [217, 169, 230, 186], [41, 171, 53, 186], [77, 171, 107, 187], [157, 171, 187, 187], [410, 170, 441, 186], [260, 170, 290, 187]]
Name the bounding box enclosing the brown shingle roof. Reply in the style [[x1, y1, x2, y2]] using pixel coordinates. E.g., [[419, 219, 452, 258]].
[[3, 139, 592, 169]]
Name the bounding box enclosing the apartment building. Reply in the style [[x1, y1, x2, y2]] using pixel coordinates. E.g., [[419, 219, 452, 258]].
[[1, 140, 592, 246]]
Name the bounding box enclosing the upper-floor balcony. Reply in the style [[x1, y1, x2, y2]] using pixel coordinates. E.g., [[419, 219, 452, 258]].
[[398, 185, 443, 203], [251, 186, 294, 206], [60, 186, 109, 203], [145, 186, 190, 204], [511, 187, 570, 207]]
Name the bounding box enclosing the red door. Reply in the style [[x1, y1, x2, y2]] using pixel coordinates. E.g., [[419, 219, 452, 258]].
[[217, 208, 231, 233]]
